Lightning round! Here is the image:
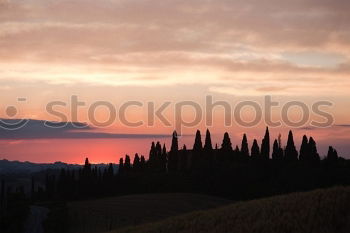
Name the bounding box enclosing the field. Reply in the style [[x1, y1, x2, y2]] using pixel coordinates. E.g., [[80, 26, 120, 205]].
[[67, 193, 231, 233], [110, 186, 350, 233]]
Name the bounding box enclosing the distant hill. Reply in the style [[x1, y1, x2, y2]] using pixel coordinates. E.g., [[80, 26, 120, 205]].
[[111, 186, 350, 233], [0, 159, 118, 175]]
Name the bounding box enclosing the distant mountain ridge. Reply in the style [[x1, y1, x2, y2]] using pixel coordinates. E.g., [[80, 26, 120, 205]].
[[0, 159, 118, 174]]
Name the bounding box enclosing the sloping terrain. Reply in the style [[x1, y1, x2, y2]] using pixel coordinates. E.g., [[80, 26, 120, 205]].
[[67, 193, 231, 233], [113, 186, 350, 233]]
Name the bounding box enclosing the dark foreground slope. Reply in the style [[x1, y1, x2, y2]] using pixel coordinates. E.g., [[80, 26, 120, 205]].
[[66, 193, 230, 233], [113, 186, 350, 233]]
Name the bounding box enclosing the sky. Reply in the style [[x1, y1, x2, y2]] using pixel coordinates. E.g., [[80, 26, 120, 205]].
[[0, 0, 350, 163]]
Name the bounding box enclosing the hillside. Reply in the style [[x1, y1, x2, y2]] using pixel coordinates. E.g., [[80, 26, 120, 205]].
[[112, 186, 350, 233], [66, 193, 231, 233]]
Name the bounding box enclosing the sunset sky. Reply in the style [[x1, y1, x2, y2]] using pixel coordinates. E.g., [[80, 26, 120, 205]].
[[0, 0, 349, 163]]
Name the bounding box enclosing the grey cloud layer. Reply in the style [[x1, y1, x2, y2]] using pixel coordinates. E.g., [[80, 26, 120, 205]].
[[0, 119, 171, 139]]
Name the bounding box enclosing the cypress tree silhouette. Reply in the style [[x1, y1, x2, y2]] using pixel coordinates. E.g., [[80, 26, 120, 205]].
[[83, 158, 91, 173], [192, 130, 203, 169], [261, 127, 270, 159], [221, 132, 233, 161], [251, 139, 260, 159], [133, 153, 141, 171], [308, 137, 320, 162], [155, 141, 162, 171], [118, 158, 124, 175], [327, 146, 338, 162], [124, 155, 131, 171], [140, 156, 146, 170], [179, 145, 188, 171], [241, 134, 249, 157], [221, 132, 233, 151], [193, 130, 203, 152], [204, 129, 213, 151], [272, 139, 280, 160], [299, 135, 309, 161], [161, 144, 167, 172], [168, 131, 179, 172], [149, 142, 156, 171], [284, 130, 298, 161], [171, 131, 179, 151]]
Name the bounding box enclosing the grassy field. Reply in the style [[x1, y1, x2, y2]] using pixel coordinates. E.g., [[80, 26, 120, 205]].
[[67, 193, 231, 233], [110, 186, 350, 233]]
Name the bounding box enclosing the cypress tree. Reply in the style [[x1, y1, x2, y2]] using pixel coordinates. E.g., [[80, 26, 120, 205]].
[[327, 146, 338, 162], [133, 153, 141, 170], [308, 137, 320, 162], [140, 156, 146, 170], [161, 144, 167, 172], [241, 134, 249, 157], [284, 130, 298, 161], [261, 127, 270, 159], [193, 130, 203, 152], [171, 131, 178, 152], [251, 139, 260, 159], [221, 132, 233, 151], [204, 129, 213, 151], [168, 131, 179, 171], [299, 135, 309, 161], [272, 139, 279, 160], [118, 158, 124, 175], [124, 155, 131, 170]]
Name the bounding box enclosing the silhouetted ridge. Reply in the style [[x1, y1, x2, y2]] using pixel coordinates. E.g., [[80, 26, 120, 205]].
[[34, 127, 349, 203]]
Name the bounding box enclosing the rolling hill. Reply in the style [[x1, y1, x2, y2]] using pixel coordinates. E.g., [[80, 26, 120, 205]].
[[111, 186, 350, 233], [66, 193, 231, 233]]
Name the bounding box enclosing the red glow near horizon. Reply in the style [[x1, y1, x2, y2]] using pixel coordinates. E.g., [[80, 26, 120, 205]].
[[0, 127, 349, 164]]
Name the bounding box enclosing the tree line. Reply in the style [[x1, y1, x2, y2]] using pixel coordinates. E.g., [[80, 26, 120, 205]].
[[39, 127, 349, 201]]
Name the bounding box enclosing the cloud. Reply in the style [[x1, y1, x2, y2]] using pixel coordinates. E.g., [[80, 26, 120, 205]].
[[0, 119, 171, 139], [0, 0, 349, 96], [334, 124, 350, 128]]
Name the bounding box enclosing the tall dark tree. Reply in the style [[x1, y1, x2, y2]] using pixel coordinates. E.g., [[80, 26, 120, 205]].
[[133, 153, 141, 170], [140, 156, 146, 170], [221, 132, 233, 151], [193, 130, 203, 152], [204, 129, 213, 151], [272, 139, 280, 160], [261, 127, 270, 159], [284, 130, 298, 161], [124, 155, 131, 171], [168, 131, 179, 172], [299, 135, 309, 161], [179, 145, 188, 171], [241, 134, 249, 157], [149, 142, 156, 162], [83, 158, 91, 172], [251, 139, 260, 159], [171, 131, 179, 152], [327, 146, 338, 162], [118, 158, 124, 175], [160, 144, 167, 172], [308, 137, 320, 162]]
